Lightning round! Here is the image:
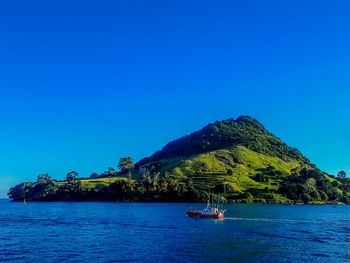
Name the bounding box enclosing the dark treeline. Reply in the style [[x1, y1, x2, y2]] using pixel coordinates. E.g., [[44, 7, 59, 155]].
[[279, 168, 350, 204], [8, 173, 212, 202], [8, 166, 349, 204]]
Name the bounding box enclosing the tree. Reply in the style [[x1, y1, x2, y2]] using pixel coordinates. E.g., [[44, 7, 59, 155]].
[[305, 177, 316, 188], [90, 173, 98, 178], [65, 171, 80, 192], [37, 174, 53, 185], [153, 172, 160, 185], [34, 173, 57, 200], [332, 180, 340, 187], [8, 182, 33, 201], [255, 173, 270, 183], [118, 157, 134, 180], [337, 171, 346, 179], [107, 167, 115, 183], [66, 171, 78, 183], [127, 170, 132, 181]]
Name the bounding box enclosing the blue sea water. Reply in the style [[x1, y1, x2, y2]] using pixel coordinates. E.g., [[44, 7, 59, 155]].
[[0, 200, 349, 263]]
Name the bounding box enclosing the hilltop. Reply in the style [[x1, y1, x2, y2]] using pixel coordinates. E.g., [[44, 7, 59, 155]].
[[8, 116, 350, 204], [137, 116, 310, 166]]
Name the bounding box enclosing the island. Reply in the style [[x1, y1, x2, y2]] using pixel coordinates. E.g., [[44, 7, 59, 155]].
[[8, 116, 350, 204]]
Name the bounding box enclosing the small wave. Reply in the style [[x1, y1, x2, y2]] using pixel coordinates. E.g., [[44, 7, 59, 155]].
[[291, 229, 312, 234], [258, 232, 299, 240], [138, 224, 176, 230], [0, 256, 27, 262], [311, 253, 331, 258], [310, 238, 328, 244]]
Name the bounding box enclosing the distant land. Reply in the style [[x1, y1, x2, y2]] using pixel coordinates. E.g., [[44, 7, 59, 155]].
[[8, 116, 350, 204]]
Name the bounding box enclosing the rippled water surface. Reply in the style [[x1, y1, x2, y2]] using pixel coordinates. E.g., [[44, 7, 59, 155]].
[[0, 200, 349, 262]]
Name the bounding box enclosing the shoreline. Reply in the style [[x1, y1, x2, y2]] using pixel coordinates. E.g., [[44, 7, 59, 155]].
[[7, 199, 346, 205]]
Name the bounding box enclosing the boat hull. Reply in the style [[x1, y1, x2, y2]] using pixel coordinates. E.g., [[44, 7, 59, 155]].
[[199, 214, 224, 218], [186, 211, 200, 217], [186, 210, 224, 218]]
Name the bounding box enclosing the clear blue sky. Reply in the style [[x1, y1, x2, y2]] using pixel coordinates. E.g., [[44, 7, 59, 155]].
[[1, 0, 350, 197]]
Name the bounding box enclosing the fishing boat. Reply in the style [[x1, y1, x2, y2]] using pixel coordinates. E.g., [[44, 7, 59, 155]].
[[186, 196, 225, 218]]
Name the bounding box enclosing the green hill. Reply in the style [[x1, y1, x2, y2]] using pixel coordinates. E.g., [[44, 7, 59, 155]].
[[137, 145, 299, 203], [8, 116, 350, 204], [133, 116, 347, 203], [137, 116, 310, 166], [158, 145, 298, 190]]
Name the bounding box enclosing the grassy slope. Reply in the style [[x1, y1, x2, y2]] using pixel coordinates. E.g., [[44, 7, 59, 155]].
[[54, 146, 338, 203], [57, 177, 127, 191], [79, 177, 127, 190], [153, 145, 302, 203]]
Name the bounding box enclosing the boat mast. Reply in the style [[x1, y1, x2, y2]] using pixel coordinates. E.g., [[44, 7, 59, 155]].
[[206, 190, 210, 209], [217, 193, 220, 209]]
